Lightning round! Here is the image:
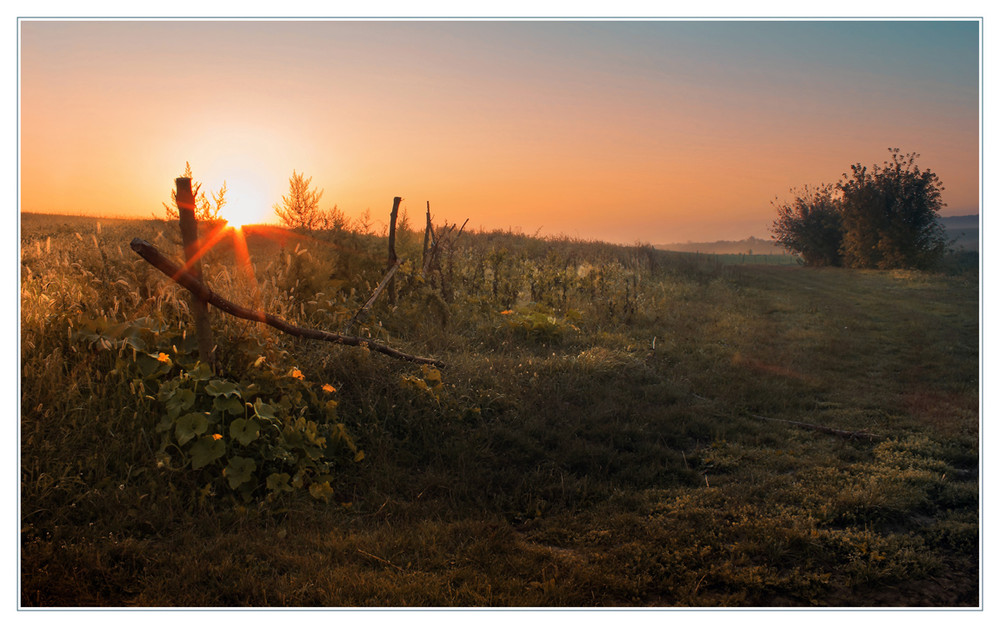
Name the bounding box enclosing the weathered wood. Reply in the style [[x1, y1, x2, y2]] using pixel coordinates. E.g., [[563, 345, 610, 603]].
[[746, 413, 884, 442], [387, 196, 400, 306], [422, 201, 432, 272], [345, 258, 402, 334], [130, 238, 445, 368], [175, 177, 215, 368], [442, 218, 470, 302]]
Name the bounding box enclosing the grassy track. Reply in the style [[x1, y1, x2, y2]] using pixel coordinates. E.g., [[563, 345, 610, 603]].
[[20, 214, 979, 606]]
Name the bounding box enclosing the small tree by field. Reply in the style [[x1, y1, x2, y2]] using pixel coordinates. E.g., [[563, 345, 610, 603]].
[[274, 170, 325, 230], [770, 184, 844, 267], [162, 162, 228, 222], [837, 149, 948, 270], [770, 149, 948, 270]]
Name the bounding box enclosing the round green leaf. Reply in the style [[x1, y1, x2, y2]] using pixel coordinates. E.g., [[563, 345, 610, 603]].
[[164, 387, 196, 418], [224, 456, 256, 490], [175, 412, 209, 446], [186, 362, 215, 382], [253, 399, 277, 421], [213, 395, 245, 416], [229, 418, 260, 446], [205, 379, 240, 397], [266, 472, 292, 493], [189, 436, 225, 470], [137, 352, 172, 378]]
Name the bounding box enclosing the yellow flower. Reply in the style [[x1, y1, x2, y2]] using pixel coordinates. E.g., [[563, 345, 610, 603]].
[[156, 352, 170, 363], [322, 384, 336, 393], [291, 368, 304, 380], [500, 309, 514, 315], [211, 433, 223, 441]]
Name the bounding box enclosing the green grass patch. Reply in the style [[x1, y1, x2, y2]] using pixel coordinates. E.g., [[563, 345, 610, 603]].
[[20, 214, 979, 606]]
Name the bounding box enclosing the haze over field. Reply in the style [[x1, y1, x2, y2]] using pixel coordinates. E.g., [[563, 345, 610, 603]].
[[19, 19, 980, 243]]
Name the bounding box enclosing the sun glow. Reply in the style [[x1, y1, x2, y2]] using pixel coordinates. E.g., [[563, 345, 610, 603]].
[[219, 171, 275, 229], [224, 208, 256, 230], [223, 195, 270, 230]]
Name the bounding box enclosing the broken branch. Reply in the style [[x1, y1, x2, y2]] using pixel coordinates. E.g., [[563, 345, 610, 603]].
[[130, 238, 445, 368], [746, 413, 884, 442], [346, 258, 402, 333]]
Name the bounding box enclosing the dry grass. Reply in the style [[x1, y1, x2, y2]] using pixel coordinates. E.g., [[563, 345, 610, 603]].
[[20, 213, 979, 607]]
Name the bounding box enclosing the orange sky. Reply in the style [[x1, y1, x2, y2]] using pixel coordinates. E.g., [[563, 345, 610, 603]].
[[19, 20, 980, 243]]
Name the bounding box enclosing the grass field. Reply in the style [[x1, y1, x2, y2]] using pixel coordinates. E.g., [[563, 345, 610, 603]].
[[19, 213, 980, 607]]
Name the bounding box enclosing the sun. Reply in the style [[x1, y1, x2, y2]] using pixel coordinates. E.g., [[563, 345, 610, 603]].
[[224, 203, 260, 230], [220, 173, 273, 229]]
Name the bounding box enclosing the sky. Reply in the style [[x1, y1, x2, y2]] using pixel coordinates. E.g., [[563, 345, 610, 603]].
[[18, 19, 980, 244]]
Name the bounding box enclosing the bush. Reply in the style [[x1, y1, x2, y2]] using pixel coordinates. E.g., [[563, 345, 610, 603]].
[[771, 149, 949, 270], [770, 184, 844, 266], [838, 149, 948, 270]]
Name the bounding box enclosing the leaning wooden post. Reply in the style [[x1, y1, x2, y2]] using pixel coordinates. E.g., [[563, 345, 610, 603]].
[[387, 196, 401, 306], [176, 177, 215, 369]]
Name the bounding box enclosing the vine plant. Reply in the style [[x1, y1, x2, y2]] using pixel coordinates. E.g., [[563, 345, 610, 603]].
[[74, 315, 364, 504]]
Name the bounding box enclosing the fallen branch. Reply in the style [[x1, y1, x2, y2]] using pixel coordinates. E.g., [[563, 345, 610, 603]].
[[345, 258, 402, 333], [745, 413, 884, 442], [130, 238, 445, 368], [356, 548, 405, 572]]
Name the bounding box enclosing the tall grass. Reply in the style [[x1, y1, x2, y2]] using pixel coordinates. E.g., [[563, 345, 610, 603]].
[[20, 213, 979, 606]]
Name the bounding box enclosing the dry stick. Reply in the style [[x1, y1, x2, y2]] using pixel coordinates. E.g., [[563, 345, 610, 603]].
[[745, 413, 884, 442], [130, 238, 445, 368], [176, 177, 215, 368], [442, 218, 469, 301], [387, 196, 400, 306], [356, 548, 405, 572], [345, 258, 402, 333]]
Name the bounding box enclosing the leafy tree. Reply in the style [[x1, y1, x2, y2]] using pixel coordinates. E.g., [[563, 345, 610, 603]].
[[162, 162, 228, 222], [319, 205, 350, 231], [355, 208, 374, 234], [274, 170, 324, 230], [837, 149, 947, 270], [770, 184, 844, 267]]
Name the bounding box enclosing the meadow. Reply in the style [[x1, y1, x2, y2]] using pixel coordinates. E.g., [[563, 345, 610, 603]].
[[19, 212, 979, 606]]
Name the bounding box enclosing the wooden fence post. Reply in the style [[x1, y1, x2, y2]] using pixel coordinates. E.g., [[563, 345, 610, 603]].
[[387, 196, 401, 306], [422, 201, 432, 273], [176, 177, 215, 369]]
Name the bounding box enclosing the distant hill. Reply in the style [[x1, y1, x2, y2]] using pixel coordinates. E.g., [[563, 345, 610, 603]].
[[658, 214, 979, 255], [941, 214, 979, 251], [940, 214, 979, 229], [655, 236, 790, 256]]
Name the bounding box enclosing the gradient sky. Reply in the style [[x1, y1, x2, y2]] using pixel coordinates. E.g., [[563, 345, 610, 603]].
[[19, 19, 980, 243]]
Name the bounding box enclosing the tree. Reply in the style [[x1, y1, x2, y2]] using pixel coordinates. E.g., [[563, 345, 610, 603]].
[[274, 170, 324, 230], [318, 205, 350, 231], [837, 149, 947, 270], [770, 184, 844, 267], [355, 208, 374, 235], [162, 162, 228, 222]]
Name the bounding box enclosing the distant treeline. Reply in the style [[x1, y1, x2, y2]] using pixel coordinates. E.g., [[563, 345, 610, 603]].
[[656, 236, 790, 256], [656, 214, 979, 258], [940, 214, 979, 251]]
